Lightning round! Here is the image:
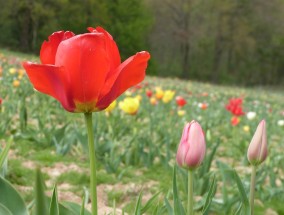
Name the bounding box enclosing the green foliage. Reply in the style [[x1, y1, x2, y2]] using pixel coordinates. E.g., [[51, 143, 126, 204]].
[[104, 0, 152, 59], [1, 50, 284, 213], [0, 138, 11, 176], [0, 0, 153, 71], [149, 0, 284, 85], [49, 186, 59, 215], [0, 176, 29, 215], [35, 169, 49, 215], [2, 1, 284, 84]]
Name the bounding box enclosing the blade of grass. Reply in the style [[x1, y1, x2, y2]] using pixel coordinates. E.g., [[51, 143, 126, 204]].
[[49, 185, 59, 215]]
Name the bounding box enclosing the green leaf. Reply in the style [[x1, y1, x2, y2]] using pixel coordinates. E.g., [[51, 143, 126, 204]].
[[173, 166, 185, 215], [141, 191, 161, 214], [0, 176, 29, 215], [202, 174, 217, 214], [232, 170, 250, 215], [0, 203, 13, 215], [35, 169, 48, 215], [80, 194, 85, 215], [49, 186, 59, 215], [164, 197, 173, 215], [61, 202, 91, 215], [134, 192, 143, 215], [0, 138, 11, 168], [217, 161, 250, 214], [233, 202, 243, 215], [203, 141, 220, 174], [216, 160, 232, 202]]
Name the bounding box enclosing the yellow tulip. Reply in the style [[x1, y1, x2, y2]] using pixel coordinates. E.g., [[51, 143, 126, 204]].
[[105, 100, 117, 113], [119, 97, 140, 115], [18, 69, 25, 76], [177, 110, 186, 116], [155, 87, 164, 100], [150, 97, 158, 106], [243, 125, 250, 132], [162, 90, 175, 103], [13, 79, 20, 87], [9, 68, 16, 74], [135, 95, 142, 102]]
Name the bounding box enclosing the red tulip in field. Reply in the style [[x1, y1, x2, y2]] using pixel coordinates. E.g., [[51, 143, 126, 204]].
[[146, 89, 153, 98], [175, 96, 187, 107], [176, 121, 206, 170], [22, 27, 150, 113], [231, 116, 240, 126], [226, 98, 245, 116]]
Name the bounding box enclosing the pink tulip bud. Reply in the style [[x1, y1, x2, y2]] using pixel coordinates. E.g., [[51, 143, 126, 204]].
[[176, 121, 206, 170], [247, 120, 268, 166]]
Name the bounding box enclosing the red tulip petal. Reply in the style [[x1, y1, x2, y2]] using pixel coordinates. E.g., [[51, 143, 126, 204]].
[[97, 51, 150, 109], [22, 62, 75, 112], [40, 31, 75, 65], [88, 26, 121, 72], [55, 33, 110, 106]]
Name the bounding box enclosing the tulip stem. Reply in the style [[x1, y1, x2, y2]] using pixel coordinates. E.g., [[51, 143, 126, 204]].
[[188, 170, 194, 215], [84, 112, 97, 215], [249, 165, 257, 215]]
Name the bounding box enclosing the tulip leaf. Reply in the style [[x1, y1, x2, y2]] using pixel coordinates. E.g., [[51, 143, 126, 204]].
[[0, 138, 11, 169], [216, 160, 232, 202], [233, 202, 243, 215], [0, 176, 29, 215], [203, 140, 220, 174], [35, 168, 49, 215], [173, 165, 186, 215], [134, 192, 143, 215], [217, 161, 250, 214], [49, 185, 59, 215], [202, 174, 217, 214], [0, 203, 13, 215], [80, 194, 85, 215], [141, 191, 161, 214], [61, 202, 91, 215], [232, 170, 250, 215], [164, 197, 173, 215]]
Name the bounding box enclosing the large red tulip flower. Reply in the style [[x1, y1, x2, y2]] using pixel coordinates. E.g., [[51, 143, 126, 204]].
[[22, 27, 150, 113]]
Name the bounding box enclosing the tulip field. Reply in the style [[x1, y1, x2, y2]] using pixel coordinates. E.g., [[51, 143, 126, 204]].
[[1, 48, 284, 214]]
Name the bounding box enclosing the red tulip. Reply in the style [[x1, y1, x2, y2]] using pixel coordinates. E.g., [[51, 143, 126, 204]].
[[146, 89, 153, 98], [22, 27, 150, 113], [226, 98, 245, 116], [231, 116, 240, 126], [176, 121, 206, 170], [175, 96, 187, 107]]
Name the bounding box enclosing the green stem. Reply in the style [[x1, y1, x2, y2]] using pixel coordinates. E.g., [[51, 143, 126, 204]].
[[84, 113, 97, 215], [188, 170, 194, 215], [249, 165, 257, 215]]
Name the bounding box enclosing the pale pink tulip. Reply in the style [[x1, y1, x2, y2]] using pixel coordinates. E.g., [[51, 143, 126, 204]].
[[176, 121, 206, 170], [247, 120, 268, 166]]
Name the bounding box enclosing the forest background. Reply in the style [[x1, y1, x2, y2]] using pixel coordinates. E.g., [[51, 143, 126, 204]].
[[0, 0, 284, 86]]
